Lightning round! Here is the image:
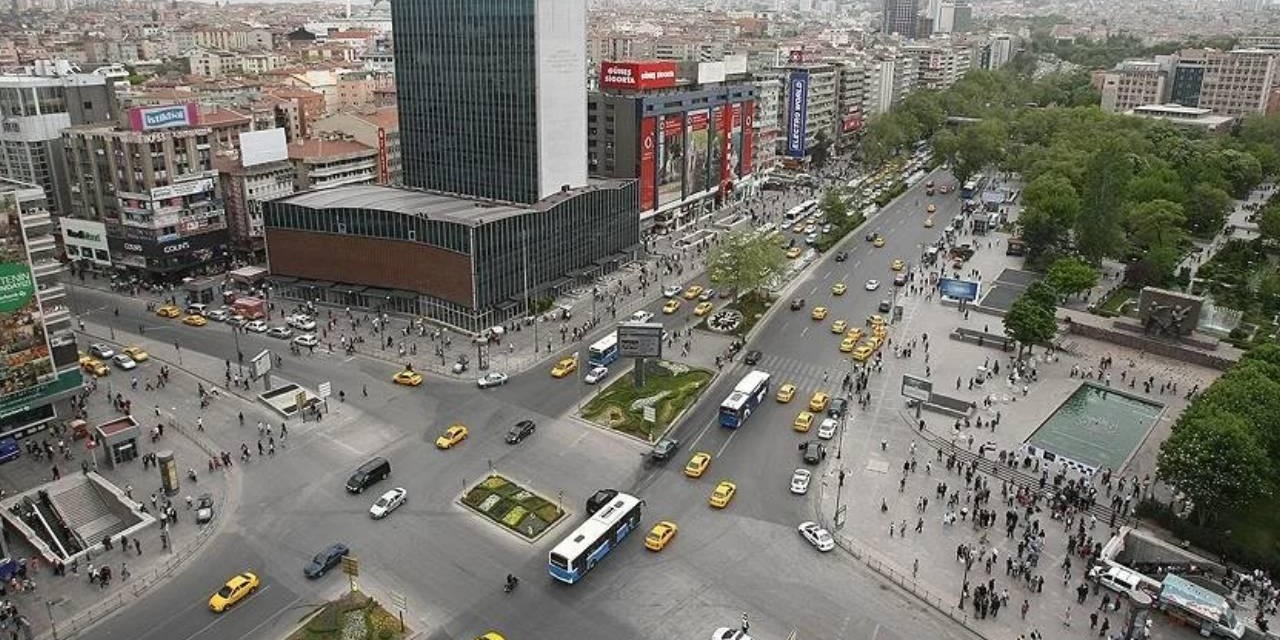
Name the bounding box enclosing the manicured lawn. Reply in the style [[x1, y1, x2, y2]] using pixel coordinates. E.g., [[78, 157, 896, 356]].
[[1097, 286, 1139, 316], [289, 592, 406, 640], [460, 474, 565, 540], [581, 360, 713, 441]]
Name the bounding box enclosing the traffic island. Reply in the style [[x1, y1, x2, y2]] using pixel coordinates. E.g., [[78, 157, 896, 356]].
[[288, 591, 407, 640], [460, 474, 566, 541], [580, 360, 713, 441], [701, 291, 773, 337]]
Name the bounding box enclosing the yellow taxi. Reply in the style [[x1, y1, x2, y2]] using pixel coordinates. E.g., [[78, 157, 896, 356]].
[[873, 236, 886, 248], [709, 481, 737, 508], [475, 633, 506, 640], [845, 327, 864, 342], [793, 411, 814, 432], [852, 345, 875, 361], [927, 203, 937, 213], [393, 370, 423, 386], [924, 218, 935, 228], [645, 521, 678, 551], [866, 334, 884, 350], [81, 358, 109, 377], [873, 324, 889, 339], [867, 314, 886, 327], [683, 285, 704, 300], [810, 306, 828, 321], [662, 299, 681, 314], [791, 221, 807, 233], [155, 304, 181, 318], [694, 301, 714, 317], [122, 346, 149, 362], [550, 357, 577, 378], [684, 452, 712, 478], [808, 392, 831, 412], [182, 314, 208, 327], [785, 246, 803, 259], [776, 383, 797, 403], [209, 572, 260, 612], [435, 423, 469, 449], [831, 319, 848, 334], [832, 282, 847, 296], [839, 336, 857, 353], [891, 259, 905, 271]]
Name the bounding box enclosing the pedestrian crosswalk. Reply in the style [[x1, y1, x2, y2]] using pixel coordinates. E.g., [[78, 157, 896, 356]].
[[733, 351, 855, 392]]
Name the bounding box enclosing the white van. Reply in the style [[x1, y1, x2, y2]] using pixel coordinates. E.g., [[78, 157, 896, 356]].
[[1091, 565, 1145, 596]]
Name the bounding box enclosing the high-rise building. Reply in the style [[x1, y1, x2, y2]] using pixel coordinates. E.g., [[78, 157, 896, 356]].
[[1101, 48, 1280, 118], [779, 63, 838, 162], [882, 0, 920, 39], [951, 0, 973, 32], [393, 0, 587, 204], [1099, 61, 1166, 113]]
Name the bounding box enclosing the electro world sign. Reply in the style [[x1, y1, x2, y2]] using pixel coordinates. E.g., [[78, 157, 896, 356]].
[[785, 71, 810, 158]]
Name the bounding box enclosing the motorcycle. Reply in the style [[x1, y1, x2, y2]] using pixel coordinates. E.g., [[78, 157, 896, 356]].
[[503, 575, 518, 593]]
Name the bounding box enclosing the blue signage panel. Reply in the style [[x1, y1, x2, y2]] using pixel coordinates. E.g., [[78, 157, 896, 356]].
[[785, 71, 810, 158], [938, 278, 980, 302]]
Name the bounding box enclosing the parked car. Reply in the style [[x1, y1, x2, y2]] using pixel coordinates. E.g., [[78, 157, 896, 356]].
[[790, 468, 812, 495], [195, 493, 215, 523], [303, 543, 350, 579], [799, 440, 827, 464], [798, 521, 835, 552]]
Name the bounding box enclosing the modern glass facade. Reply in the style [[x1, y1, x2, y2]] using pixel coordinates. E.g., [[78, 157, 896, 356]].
[[394, 0, 541, 203]]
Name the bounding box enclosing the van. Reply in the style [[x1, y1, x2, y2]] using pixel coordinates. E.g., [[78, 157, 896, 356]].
[[0, 438, 19, 464], [185, 303, 208, 316], [1091, 565, 1144, 596], [345, 457, 391, 493]]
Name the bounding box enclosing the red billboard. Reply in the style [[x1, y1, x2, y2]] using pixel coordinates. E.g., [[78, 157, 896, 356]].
[[639, 116, 657, 211], [601, 61, 679, 91], [741, 100, 754, 176]]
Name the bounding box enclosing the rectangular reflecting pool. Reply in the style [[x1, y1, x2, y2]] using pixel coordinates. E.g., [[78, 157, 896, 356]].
[[1025, 382, 1164, 474]]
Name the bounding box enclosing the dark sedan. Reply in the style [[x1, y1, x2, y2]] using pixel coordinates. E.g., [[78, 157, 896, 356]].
[[505, 419, 537, 444], [799, 440, 827, 465], [744, 350, 762, 365], [304, 543, 350, 579]]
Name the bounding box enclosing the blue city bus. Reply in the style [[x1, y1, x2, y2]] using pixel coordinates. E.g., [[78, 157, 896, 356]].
[[718, 370, 771, 428], [588, 332, 620, 368], [960, 174, 987, 200], [548, 492, 643, 584]]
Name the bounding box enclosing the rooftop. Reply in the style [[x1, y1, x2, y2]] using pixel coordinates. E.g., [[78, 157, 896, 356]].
[[275, 180, 631, 227], [287, 138, 375, 160]]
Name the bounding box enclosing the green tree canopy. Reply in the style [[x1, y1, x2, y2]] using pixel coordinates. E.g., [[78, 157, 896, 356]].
[[1045, 257, 1098, 299], [1156, 409, 1272, 525], [706, 231, 787, 298], [819, 188, 847, 219], [1127, 199, 1187, 251], [1184, 182, 1232, 237], [1076, 144, 1133, 263], [1018, 172, 1080, 268], [1003, 290, 1057, 356]]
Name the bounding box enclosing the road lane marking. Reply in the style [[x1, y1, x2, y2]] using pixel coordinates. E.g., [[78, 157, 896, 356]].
[[800, 327, 809, 337], [688, 415, 718, 451], [175, 585, 274, 640], [236, 594, 304, 640], [321, 433, 365, 457], [714, 429, 737, 458], [853, 260, 861, 268], [809, 285, 818, 295]]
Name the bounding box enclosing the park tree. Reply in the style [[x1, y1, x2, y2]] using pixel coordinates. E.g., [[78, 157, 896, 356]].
[[1076, 145, 1134, 263], [705, 231, 787, 299], [1018, 172, 1080, 267], [1125, 167, 1185, 206], [1127, 199, 1187, 251], [1217, 149, 1264, 198], [1003, 290, 1058, 356], [1258, 202, 1280, 245], [1184, 182, 1232, 237], [1156, 409, 1272, 525], [1125, 243, 1181, 288], [819, 188, 847, 219], [1045, 257, 1098, 300], [951, 120, 1007, 185]]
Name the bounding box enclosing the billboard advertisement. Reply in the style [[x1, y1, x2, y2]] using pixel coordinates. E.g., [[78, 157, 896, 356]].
[[239, 128, 288, 168], [786, 71, 810, 158], [60, 217, 112, 267], [689, 108, 713, 195], [0, 192, 56, 399], [741, 100, 754, 176], [639, 116, 657, 211], [127, 103, 199, 132], [841, 112, 864, 133], [600, 61, 679, 91], [657, 114, 685, 207], [938, 278, 981, 301]]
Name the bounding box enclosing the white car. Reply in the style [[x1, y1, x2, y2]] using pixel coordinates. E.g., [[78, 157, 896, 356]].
[[206, 308, 230, 322], [699, 289, 716, 301], [292, 334, 319, 347], [864, 279, 881, 291], [244, 320, 268, 333], [266, 326, 293, 339], [89, 344, 115, 359], [663, 285, 682, 298], [630, 310, 655, 324], [287, 315, 317, 331], [477, 372, 509, 389], [790, 468, 812, 495], [817, 418, 838, 440], [111, 354, 136, 370], [584, 366, 609, 384], [798, 521, 835, 552], [369, 487, 407, 519], [711, 629, 753, 640]]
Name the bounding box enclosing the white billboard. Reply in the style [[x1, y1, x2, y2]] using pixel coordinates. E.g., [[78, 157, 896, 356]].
[[240, 128, 288, 168], [697, 61, 727, 85]]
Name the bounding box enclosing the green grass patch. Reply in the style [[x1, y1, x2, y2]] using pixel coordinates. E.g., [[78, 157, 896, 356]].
[[459, 475, 565, 540], [581, 360, 713, 441], [289, 592, 407, 640], [1097, 286, 1139, 317], [1139, 497, 1280, 573]]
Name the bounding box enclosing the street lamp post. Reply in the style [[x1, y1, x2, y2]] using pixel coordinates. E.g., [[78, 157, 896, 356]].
[[46, 598, 61, 640]]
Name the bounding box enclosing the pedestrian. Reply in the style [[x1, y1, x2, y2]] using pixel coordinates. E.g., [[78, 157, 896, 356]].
[[1021, 599, 1030, 620], [913, 558, 919, 578], [1090, 612, 1098, 629], [121, 562, 130, 582], [134, 538, 141, 555], [1063, 606, 1071, 626]]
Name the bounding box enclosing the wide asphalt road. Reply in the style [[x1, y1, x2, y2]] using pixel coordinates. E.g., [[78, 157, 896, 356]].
[[69, 168, 982, 640]]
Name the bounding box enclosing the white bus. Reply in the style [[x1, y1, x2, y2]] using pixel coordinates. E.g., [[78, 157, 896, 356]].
[[587, 332, 619, 367], [719, 369, 771, 428], [783, 200, 819, 224], [548, 492, 644, 584]]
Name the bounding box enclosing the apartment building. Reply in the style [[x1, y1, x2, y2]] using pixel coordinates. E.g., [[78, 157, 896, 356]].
[[62, 105, 231, 280], [215, 155, 295, 258], [310, 107, 401, 185], [752, 74, 782, 174], [187, 50, 241, 79], [286, 137, 377, 191], [903, 38, 975, 91], [778, 62, 837, 165], [1102, 48, 1278, 118], [1099, 61, 1166, 113]]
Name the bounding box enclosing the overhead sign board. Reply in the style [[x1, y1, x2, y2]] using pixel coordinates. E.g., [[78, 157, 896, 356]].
[[938, 278, 981, 302], [127, 103, 199, 132], [785, 71, 810, 158], [617, 322, 664, 359], [901, 374, 932, 401], [600, 61, 679, 91]]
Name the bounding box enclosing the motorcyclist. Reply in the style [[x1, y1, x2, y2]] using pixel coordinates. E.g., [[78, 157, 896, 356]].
[[505, 574, 518, 590]]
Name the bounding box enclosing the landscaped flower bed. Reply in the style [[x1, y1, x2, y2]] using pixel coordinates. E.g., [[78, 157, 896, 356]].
[[460, 474, 565, 540]]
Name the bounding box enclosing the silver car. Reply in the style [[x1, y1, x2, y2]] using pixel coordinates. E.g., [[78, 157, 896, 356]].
[[798, 521, 834, 552], [790, 468, 812, 495], [477, 372, 509, 389], [584, 366, 609, 384], [369, 487, 407, 519], [111, 354, 137, 370], [817, 418, 838, 440]]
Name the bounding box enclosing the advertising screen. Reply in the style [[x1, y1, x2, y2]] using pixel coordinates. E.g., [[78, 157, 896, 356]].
[[0, 192, 56, 399], [701, 108, 720, 196], [657, 114, 685, 207], [600, 61, 679, 91], [722, 103, 744, 194], [741, 100, 755, 176], [685, 110, 710, 195], [639, 116, 657, 211], [786, 71, 810, 158]]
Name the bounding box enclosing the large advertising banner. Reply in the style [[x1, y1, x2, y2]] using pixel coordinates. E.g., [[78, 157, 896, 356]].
[[686, 110, 711, 195], [0, 192, 55, 399], [705, 108, 722, 196], [742, 100, 754, 176], [639, 116, 658, 212], [657, 114, 685, 207], [786, 70, 810, 158], [600, 61, 679, 91]]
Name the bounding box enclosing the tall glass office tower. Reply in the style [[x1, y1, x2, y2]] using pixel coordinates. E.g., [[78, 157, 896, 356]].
[[393, 0, 588, 205]]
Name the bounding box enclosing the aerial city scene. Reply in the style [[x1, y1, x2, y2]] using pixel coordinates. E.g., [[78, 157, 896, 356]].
[[1, 0, 1280, 638]]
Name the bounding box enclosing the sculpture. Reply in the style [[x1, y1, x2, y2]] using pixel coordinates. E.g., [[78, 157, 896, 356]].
[[1143, 302, 1191, 338]]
